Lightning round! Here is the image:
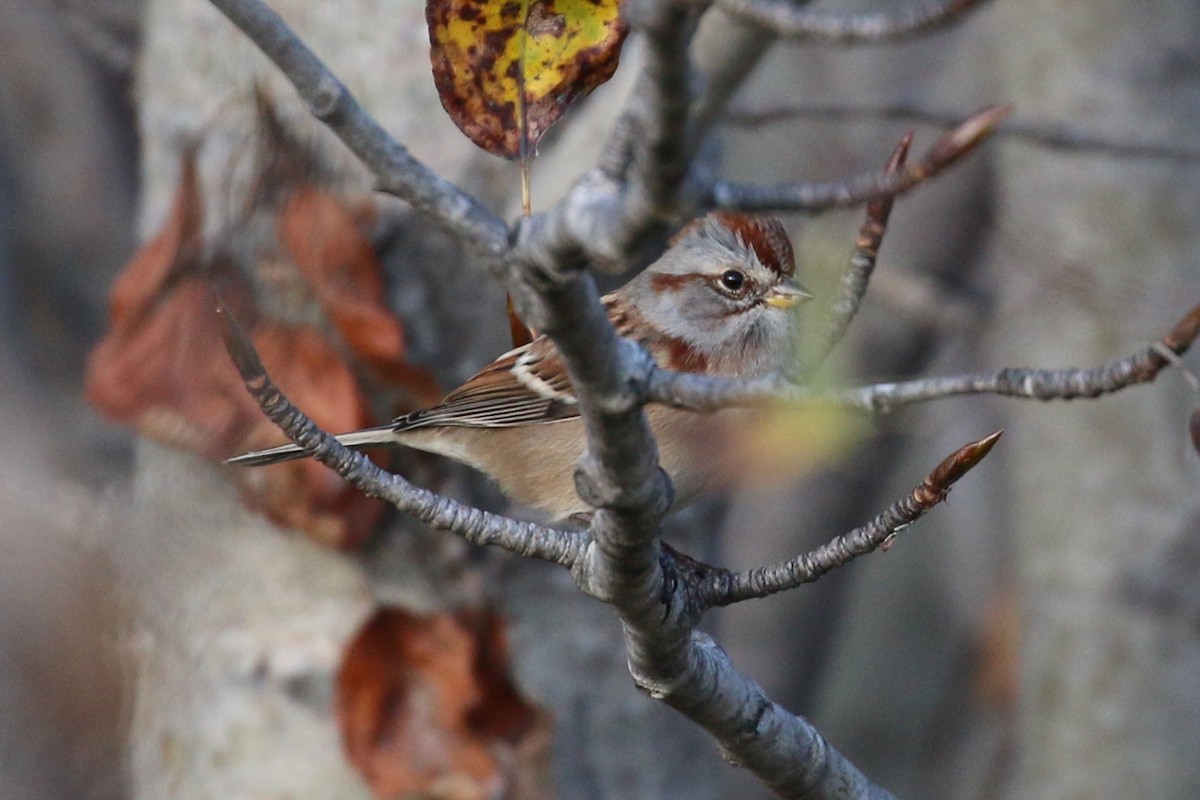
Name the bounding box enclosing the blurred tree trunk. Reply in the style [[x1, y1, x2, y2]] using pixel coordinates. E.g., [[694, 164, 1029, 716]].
[[714, 3, 1200, 799], [129, 1, 726, 797], [126, 1, 485, 795], [983, 1, 1200, 796]]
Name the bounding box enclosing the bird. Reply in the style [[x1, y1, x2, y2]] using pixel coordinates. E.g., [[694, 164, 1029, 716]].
[[228, 211, 811, 521]]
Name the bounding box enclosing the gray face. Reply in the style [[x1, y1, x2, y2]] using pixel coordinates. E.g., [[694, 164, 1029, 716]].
[[624, 214, 806, 377]]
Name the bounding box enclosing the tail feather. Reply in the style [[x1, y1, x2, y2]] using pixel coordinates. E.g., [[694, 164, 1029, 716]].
[[225, 424, 398, 467]]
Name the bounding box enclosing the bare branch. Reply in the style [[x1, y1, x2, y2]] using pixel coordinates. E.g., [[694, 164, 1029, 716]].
[[701, 431, 1002, 607], [502, 222, 902, 798], [503, 266, 903, 799], [205, 0, 509, 260], [726, 100, 1200, 163], [640, 631, 897, 800], [798, 131, 912, 376], [612, 1, 700, 224], [827, 301, 1200, 411], [497, 260, 674, 615], [709, 104, 1010, 213], [687, 7, 787, 145], [716, 0, 991, 43], [542, 0, 707, 273], [215, 301, 585, 567], [647, 302, 1200, 413]]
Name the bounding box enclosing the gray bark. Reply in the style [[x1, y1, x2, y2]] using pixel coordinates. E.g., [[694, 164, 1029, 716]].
[[5, 0, 1199, 797], [985, 1, 1200, 796]]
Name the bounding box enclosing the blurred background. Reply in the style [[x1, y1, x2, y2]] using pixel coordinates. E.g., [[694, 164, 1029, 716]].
[[2, 0, 1199, 798]]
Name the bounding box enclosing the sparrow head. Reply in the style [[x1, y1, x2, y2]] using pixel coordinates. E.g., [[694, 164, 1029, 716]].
[[626, 212, 811, 376]]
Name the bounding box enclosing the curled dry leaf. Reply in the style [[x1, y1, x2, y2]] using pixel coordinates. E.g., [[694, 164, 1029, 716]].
[[427, 0, 629, 160], [277, 185, 443, 403], [85, 105, 439, 548], [84, 147, 259, 459], [337, 608, 547, 800]]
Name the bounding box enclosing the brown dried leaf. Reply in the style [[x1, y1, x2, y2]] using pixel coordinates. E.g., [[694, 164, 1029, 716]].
[[277, 186, 442, 406], [337, 608, 544, 800], [85, 104, 440, 548], [84, 149, 257, 458]]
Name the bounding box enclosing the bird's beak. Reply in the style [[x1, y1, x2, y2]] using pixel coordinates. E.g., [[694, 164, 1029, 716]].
[[763, 280, 814, 309]]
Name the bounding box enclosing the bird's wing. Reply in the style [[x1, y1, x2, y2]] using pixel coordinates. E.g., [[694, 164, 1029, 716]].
[[395, 336, 579, 431]]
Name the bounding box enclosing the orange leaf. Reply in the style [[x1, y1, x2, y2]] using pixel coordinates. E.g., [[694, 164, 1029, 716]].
[[105, 145, 205, 326], [277, 187, 442, 406], [84, 100, 441, 548], [427, 0, 628, 160], [337, 609, 543, 799]]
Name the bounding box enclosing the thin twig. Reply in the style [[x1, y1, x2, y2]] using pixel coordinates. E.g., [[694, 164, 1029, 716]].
[[1151, 342, 1200, 393], [205, 0, 509, 260], [716, 0, 990, 42], [687, 6, 789, 149], [798, 131, 912, 377], [701, 431, 1002, 607], [215, 301, 586, 567], [725, 101, 1200, 164], [647, 302, 1200, 413], [709, 104, 1010, 213]]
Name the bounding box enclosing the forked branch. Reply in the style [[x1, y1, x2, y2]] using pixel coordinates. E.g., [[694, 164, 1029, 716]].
[[798, 131, 912, 376], [205, 0, 509, 260], [215, 300, 586, 567]]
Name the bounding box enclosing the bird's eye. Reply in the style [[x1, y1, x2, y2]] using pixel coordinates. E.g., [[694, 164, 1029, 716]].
[[719, 269, 746, 294]]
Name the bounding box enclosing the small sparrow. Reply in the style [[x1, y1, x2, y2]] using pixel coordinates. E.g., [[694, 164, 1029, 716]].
[[229, 211, 811, 520]]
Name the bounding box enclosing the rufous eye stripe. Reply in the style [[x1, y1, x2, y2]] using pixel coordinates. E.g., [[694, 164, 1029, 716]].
[[649, 272, 693, 293]]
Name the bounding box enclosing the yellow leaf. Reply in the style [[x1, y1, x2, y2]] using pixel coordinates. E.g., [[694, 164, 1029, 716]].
[[733, 404, 866, 487], [427, 0, 629, 160]]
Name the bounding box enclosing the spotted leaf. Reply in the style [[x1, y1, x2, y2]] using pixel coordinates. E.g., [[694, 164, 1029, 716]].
[[427, 0, 628, 160]]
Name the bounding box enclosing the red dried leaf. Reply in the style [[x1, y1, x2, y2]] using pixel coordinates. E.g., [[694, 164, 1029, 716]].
[[337, 609, 543, 800], [277, 187, 441, 406], [85, 108, 440, 548], [106, 147, 205, 325]]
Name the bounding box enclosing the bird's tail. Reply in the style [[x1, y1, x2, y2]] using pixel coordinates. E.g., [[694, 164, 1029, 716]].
[[225, 424, 397, 467]]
